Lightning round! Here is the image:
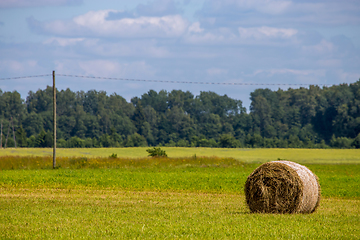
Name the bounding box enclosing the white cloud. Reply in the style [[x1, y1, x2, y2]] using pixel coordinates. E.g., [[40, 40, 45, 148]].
[[29, 10, 189, 38], [0, 0, 81, 8], [238, 26, 297, 39]]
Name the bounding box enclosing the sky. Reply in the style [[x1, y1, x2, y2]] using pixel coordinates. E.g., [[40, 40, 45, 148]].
[[0, 0, 360, 110]]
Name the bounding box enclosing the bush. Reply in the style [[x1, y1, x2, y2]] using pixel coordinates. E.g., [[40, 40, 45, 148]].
[[146, 147, 167, 157]]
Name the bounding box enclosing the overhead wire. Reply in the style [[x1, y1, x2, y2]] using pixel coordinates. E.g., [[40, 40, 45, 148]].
[[0, 74, 52, 80], [0, 73, 335, 86]]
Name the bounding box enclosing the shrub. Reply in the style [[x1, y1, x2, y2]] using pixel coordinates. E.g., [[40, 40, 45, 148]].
[[146, 147, 167, 157]]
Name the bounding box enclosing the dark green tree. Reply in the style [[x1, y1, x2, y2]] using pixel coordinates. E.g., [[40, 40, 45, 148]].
[[219, 134, 240, 148], [16, 126, 27, 147]]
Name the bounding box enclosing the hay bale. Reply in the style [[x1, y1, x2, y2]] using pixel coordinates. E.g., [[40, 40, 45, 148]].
[[245, 161, 320, 214]]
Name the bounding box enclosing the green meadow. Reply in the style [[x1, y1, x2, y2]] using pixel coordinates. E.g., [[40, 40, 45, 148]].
[[0, 148, 360, 239], [1, 188, 359, 239], [1, 147, 360, 163]]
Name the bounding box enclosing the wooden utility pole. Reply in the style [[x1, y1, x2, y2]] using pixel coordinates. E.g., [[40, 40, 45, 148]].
[[11, 117, 16, 148], [53, 70, 57, 169]]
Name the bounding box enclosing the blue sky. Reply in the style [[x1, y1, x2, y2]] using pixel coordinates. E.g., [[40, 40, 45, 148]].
[[0, 0, 359, 110]]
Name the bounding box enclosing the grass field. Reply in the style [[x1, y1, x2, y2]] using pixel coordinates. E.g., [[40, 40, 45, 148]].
[[1, 148, 360, 239], [1, 147, 360, 164], [1, 188, 359, 239]]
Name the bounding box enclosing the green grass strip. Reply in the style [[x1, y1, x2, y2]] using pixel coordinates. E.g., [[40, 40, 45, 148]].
[[1, 163, 359, 198], [1, 147, 360, 164], [1, 188, 359, 239]]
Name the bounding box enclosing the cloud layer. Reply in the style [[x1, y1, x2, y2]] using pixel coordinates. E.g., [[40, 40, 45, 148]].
[[28, 10, 189, 38], [1, 0, 359, 109]]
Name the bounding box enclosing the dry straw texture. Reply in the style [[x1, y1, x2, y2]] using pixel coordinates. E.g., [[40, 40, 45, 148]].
[[245, 161, 320, 214]]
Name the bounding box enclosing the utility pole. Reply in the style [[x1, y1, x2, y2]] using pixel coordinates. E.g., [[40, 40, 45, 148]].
[[53, 70, 57, 169]]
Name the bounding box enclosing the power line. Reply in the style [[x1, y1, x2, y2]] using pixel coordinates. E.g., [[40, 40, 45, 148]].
[[1, 73, 335, 86], [0, 74, 52, 80], [57, 74, 335, 86]]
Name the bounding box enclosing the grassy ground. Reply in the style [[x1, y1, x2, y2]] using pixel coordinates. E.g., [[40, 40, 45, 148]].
[[1, 147, 360, 164], [0, 162, 359, 198], [1, 188, 359, 239], [0, 150, 359, 239]]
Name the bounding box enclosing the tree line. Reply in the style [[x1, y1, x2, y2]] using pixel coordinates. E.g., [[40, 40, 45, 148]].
[[1, 80, 360, 148]]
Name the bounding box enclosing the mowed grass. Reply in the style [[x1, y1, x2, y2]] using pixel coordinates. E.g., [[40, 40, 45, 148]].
[[0, 188, 359, 239], [1, 150, 360, 239], [0, 159, 359, 198], [1, 147, 360, 164]]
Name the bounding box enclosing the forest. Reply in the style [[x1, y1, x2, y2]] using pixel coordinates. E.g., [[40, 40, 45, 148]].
[[1, 80, 360, 148]]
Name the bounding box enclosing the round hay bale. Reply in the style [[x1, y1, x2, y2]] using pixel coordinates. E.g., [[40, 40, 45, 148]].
[[245, 161, 320, 214]]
